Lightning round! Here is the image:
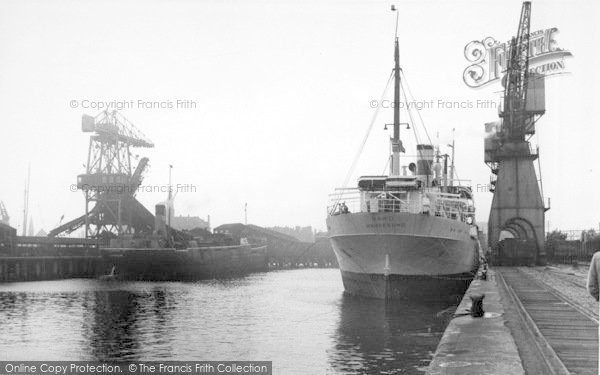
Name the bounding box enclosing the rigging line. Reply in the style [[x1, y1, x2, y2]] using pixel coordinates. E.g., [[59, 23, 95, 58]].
[[401, 84, 422, 146], [381, 155, 390, 175], [449, 134, 463, 184], [399, 72, 436, 177], [402, 85, 432, 172], [402, 72, 465, 185], [453, 166, 462, 185], [332, 69, 395, 211], [400, 70, 433, 146]]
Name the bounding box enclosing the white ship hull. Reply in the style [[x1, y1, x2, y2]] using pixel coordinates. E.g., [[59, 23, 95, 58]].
[[326, 212, 479, 299]]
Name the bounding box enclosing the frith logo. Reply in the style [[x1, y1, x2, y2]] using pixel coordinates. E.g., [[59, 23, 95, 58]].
[[463, 28, 572, 88]]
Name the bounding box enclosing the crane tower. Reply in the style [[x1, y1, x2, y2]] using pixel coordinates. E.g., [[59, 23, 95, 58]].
[[49, 110, 156, 240], [484, 1, 548, 264]]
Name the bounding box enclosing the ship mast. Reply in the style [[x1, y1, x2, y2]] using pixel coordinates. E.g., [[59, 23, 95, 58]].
[[449, 128, 455, 187], [390, 6, 403, 177]]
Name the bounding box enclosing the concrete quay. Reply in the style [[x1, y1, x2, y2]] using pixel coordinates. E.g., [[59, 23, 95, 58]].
[[427, 267, 598, 375], [427, 270, 524, 374]]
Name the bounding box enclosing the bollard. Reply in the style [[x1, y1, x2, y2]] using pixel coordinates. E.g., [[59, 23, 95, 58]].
[[470, 294, 485, 317]]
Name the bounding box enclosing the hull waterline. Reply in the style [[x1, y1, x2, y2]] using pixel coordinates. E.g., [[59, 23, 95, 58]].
[[327, 212, 479, 299]]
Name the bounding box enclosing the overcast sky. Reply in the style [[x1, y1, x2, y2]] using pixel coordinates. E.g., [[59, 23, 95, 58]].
[[0, 0, 598, 234]]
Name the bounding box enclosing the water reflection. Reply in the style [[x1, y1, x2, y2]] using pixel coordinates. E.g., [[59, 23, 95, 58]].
[[0, 270, 460, 373], [328, 294, 460, 374], [87, 291, 141, 360], [85, 288, 179, 360]]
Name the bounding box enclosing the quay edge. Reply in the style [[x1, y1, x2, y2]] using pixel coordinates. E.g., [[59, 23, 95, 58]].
[[426, 270, 524, 375]]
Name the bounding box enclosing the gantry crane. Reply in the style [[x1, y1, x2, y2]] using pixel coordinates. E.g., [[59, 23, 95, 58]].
[[49, 111, 156, 239]]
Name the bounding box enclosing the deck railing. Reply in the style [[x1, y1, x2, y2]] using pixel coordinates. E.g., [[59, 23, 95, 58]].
[[328, 188, 475, 221]]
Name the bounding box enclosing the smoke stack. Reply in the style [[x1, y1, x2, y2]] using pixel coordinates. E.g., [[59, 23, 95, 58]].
[[154, 204, 167, 238], [416, 144, 434, 186]]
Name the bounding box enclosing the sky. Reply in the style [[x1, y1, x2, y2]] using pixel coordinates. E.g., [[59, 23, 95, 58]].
[[0, 0, 598, 235]]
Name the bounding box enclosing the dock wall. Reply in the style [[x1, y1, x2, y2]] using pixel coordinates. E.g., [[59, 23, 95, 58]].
[[0, 234, 107, 282], [0, 256, 105, 282]]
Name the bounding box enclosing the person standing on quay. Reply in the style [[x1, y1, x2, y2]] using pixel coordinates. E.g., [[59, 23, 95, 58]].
[[586, 251, 600, 375], [587, 252, 600, 301]]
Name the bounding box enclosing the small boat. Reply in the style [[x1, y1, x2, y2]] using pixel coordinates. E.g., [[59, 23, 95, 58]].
[[98, 265, 117, 281]]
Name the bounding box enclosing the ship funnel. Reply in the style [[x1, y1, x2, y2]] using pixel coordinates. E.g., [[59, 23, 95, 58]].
[[416, 144, 434, 181]]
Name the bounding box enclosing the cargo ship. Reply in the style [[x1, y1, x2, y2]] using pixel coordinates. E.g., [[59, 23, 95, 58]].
[[325, 24, 480, 299], [100, 204, 268, 281], [104, 243, 268, 281]]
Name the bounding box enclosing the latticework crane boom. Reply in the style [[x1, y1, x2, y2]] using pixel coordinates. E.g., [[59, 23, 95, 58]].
[[82, 110, 154, 148]]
